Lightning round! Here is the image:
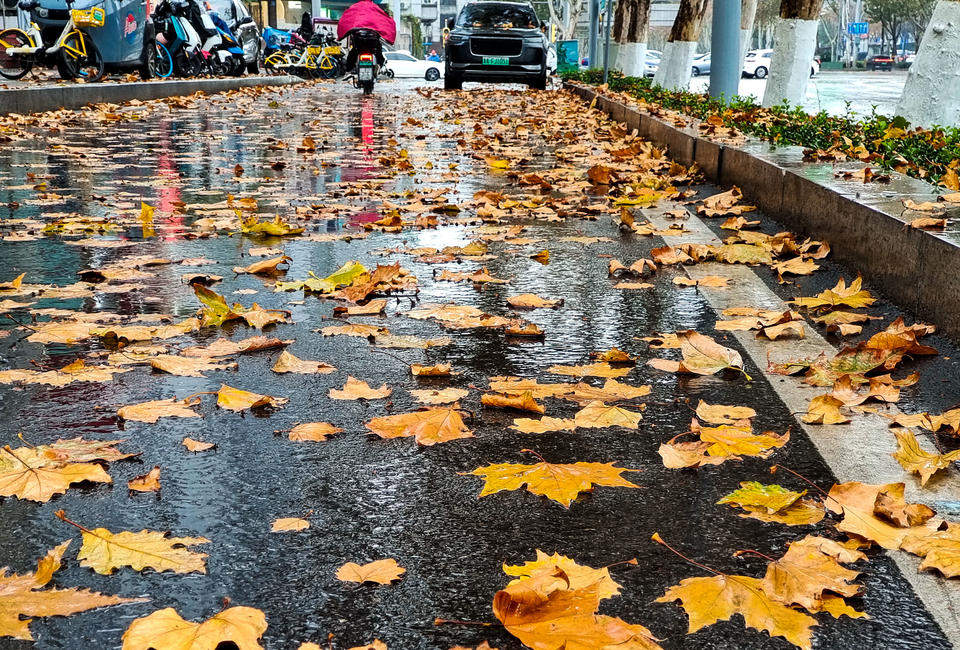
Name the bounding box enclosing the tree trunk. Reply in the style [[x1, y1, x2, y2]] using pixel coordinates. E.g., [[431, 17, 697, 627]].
[[614, 0, 652, 76], [565, 0, 586, 39], [740, 0, 759, 68], [652, 0, 711, 89], [896, 0, 960, 128], [761, 0, 823, 106]]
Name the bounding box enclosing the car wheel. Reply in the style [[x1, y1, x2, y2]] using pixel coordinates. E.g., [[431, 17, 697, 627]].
[[691, 66, 699, 76], [754, 66, 768, 79], [528, 71, 547, 90], [425, 67, 440, 81]]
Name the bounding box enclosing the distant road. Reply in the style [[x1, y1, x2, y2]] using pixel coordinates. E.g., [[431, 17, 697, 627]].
[[690, 69, 909, 118]]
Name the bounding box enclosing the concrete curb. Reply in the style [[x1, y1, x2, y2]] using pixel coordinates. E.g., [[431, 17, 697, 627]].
[[0, 75, 302, 116], [566, 81, 960, 340]]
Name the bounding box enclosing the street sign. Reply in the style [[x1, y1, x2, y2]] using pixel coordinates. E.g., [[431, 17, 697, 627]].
[[847, 22, 868, 35]]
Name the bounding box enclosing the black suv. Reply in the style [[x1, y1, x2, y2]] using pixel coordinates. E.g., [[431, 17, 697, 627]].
[[444, 1, 548, 90]]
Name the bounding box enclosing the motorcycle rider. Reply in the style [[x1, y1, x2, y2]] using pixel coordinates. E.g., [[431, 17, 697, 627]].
[[337, 0, 395, 71]]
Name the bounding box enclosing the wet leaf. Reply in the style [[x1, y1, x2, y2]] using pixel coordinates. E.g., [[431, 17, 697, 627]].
[[802, 395, 850, 425], [271, 518, 310, 532], [0, 541, 145, 641], [409, 388, 469, 404], [656, 574, 815, 650], [509, 417, 577, 434], [0, 446, 113, 503], [502, 550, 623, 599], [335, 559, 405, 585], [150, 355, 237, 377], [573, 401, 642, 429], [329, 376, 392, 400], [117, 397, 201, 423], [506, 294, 561, 309], [891, 428, 960, 486], [901, 523, 960, 577], [826, 482, 938, 549], [717, 482, 805, 513], [791, 277, 875, 311], [128, 466, 161, 493], [182, 438, 215, 452], [761, 539, 862, 611], [546, 361, 631, 378], [232, 255, 291, 276], [466, 457, 640, 507], [288, 422, 342, 442], [271, 350, 336, 374], [122, 606, 267, 649], [217, 384, 288, 412], [695, 401, 756, 425], [648, 331, 748, 378], [366, 407, 472, 446], [481, 391, 545, 413]]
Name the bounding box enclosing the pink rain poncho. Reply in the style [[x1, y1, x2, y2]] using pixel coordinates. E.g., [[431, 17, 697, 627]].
[[336, 0, 397, 44]]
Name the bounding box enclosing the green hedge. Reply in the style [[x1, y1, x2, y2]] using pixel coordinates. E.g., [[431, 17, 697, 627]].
[[562, 70, 960, 187]]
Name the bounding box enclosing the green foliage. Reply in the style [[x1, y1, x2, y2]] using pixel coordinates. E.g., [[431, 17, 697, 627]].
[[561, 70, 960, 186]]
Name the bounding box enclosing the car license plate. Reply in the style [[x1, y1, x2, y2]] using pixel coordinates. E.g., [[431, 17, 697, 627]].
[[482, 57, 509, 65], [358, 66, 373, 81]]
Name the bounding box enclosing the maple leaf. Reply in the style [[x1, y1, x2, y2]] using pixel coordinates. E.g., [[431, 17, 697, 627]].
[[410, 388, 469, 404], [271, 350, 336, 374], [696, 422, 789, 458], [717, 482, 805, 514], [232, 255, 291, 276], [366, 407, 473, 446], [546, 361, 632, 378], [0, 446, 113, 503], [466, 453, 640, 507], [656, 573, 816, 650], [761, 539, 862, 611], [56, 511, 208, 575], [240, 213, 304, 236], [128, 466, 161, 493], [321, 323, 390, 338], [150, 355, 237, 377], [694, 401, 756, 425], [737, 500, 826, 526], [802, 395, 850, 425], [0, 541, 146, 641], [901, 523, 960, 577], [790, 276, 875, 311], [510, 417, 577, 434], [493, 568, 661, 650], [826, 481, 938, 549], [573, 400, 642, 429], [481, 391, 545, 413], [891, 428, 960, 486], [506, 294, 561, 309], [122, 605, 267, 649], [563, 379, 651, 404], [335, 559, 405, 585], [647, 331, 749, 379], [117, 396, 202, 423], [182, 438, 215, 452], [329, 376, 392, 400], [502, 550, 623, 599], [183, 336, 291, 358], [217, 384, 288, 412], [411, 363, 457, 377], [288, 422, 342, 442], [272, 517, 310, 532]]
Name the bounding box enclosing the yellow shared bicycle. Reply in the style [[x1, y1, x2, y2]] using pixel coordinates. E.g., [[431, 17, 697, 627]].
[[0, 0, 106, 81]]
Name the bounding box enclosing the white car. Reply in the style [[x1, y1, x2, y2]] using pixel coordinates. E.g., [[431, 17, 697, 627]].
[[384, 50, 444, 81], [743, 49, 819, 78]]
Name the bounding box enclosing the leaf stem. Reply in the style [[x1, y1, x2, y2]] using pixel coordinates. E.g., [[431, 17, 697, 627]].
[[651, 532, 721, 576]]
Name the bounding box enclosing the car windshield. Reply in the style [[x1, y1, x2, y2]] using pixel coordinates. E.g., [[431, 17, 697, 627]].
[[456, 3, 538, 29]]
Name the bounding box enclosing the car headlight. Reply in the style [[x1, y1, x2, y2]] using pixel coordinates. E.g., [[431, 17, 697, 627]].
[[446, 34, 467, 45], [36, 7, 48, 16]]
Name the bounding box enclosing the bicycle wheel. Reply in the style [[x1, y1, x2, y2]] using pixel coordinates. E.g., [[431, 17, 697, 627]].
[[57, 31, 104, 82], [318, 54, 337, 79], [0, 28, 33, 80], [151, 41, 173, 78], [264, 51, 286, 72]]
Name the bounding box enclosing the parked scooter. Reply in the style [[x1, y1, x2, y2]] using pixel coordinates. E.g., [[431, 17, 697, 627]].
[[209, 9, 244, 75], [153, 0, 202, 76], [345, 28, 382, 95]]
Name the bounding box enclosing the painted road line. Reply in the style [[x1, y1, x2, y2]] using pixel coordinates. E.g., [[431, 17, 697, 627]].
[[642, 202, 960, 644]]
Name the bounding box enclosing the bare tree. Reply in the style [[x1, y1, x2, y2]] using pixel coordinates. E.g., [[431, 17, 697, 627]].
[[896, 0, 960, 127]]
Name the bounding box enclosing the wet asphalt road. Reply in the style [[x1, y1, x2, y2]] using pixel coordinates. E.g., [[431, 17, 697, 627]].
[[0, 78, 958, 649]]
